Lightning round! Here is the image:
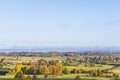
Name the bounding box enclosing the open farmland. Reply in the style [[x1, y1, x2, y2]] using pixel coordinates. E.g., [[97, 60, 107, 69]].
[[0, 52, 120, 80]]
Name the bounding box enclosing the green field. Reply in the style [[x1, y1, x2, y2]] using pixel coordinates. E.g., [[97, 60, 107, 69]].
[[0, 74, 113, 80]]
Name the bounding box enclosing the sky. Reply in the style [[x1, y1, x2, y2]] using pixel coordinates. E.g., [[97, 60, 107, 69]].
[[0, 0, 120, 48]]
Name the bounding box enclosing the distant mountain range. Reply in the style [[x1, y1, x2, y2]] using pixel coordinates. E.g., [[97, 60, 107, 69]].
[[0, 47, 120, 52]]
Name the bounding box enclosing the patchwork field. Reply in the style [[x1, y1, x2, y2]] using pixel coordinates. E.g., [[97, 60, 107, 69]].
[[0, 55, 119, 80]]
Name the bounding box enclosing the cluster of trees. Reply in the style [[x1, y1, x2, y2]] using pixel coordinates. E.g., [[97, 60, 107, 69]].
[[14, 72, 39, 80], [63, 68, 81, 74], [15, 59, 63, 75], [14, 59, 82, 76], [89, 69, 106, 77], [78, 55, 120, 65], [89, 69, 120, 80], [64, 58, 79, 66]]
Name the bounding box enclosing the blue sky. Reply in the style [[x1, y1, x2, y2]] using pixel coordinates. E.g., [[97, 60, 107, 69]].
[[0, 0, 120, 47]]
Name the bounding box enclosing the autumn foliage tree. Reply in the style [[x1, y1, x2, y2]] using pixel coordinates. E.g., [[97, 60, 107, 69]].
[[21, 60, 63, 75], [15, 63, 23, 73], [40, 65, 49, 75]]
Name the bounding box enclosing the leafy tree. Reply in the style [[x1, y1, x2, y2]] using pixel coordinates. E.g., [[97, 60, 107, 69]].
[[15, 63, 23, 73], [56, 61, 63, 75]]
